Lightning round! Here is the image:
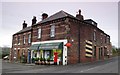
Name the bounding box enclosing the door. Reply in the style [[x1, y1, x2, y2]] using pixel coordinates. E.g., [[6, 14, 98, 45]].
[[17, 50, 20, 61], [99, 48, 101, 59], [28, 50, 31, 63]]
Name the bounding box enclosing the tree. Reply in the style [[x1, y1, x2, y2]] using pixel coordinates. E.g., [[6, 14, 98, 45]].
[[112, 45, 118, 56], [1, 47, 10, 58]]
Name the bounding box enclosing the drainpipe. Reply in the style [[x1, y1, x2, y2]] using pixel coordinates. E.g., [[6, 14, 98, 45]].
[[30, 25, 33, 63], [78, 23, 80, 63]]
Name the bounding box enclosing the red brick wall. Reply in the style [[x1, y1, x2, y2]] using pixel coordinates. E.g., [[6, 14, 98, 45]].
[[32, 21, 67, 42], [12, 31, 31, 62], [11, 17, 111, 64], [67, 19, 79, 64], [68, 18, 111, 63]]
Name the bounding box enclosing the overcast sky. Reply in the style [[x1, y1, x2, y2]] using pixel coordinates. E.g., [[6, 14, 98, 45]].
[[0, 1, 119, 48]]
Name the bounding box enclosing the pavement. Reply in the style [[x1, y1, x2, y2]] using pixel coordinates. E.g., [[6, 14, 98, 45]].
[[1, 56, 119, 73]]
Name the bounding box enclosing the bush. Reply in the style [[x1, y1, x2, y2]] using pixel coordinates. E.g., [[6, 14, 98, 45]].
[[40, 57, 43, 61], [34, 57, 39, 61], [21, 55, 26, 63], [32, 58, 35, 63], [43, 58, 46, 61], [47, 57, 50, 62]]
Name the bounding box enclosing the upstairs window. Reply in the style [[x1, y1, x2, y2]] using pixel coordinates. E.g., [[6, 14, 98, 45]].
[[107, 36, 110, 44], [14, 36, 17, 45], [28, 34, 31, 44], [101, 33, 103, 43], [93, 31, 96, 41], [105, 35, 107, 43], [14, 36, 16, 41], [23, 35, 26, 44], [50, 25, 55, 37], [38, 28, 41, 39], [18, 36, 20, 45]]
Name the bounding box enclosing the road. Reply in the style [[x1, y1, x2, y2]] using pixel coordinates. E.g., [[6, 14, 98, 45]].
[[2, 56, 119, 73], [0, 59, 2, 74]]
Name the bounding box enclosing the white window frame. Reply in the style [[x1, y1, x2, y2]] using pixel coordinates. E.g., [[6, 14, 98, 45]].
[[28, 34, 31, 44], [14, 49, 17, 59], [14, 36, 17, 45], [101, 33, 103, 43], [107, 36, 109, 44], [23, 35, 26, 44], [18, 36, 20, 45], [93, 31, 96, 41], [50, 25, 55, 37], [38, 28, 41, 39], [92, 22, 94, 25]]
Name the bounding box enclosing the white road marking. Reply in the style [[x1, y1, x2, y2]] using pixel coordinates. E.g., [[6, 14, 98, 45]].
[[80, 66, 100, 72]]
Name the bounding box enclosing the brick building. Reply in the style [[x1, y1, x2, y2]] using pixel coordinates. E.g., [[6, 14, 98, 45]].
[[10, 10, 112, 65]]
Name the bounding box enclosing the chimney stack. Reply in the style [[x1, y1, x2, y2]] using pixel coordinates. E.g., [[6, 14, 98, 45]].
[[32, 16, 37, 25], [22, 20, 27, 29], [42, 13, 48, 20], [76, 9, 84, 20]]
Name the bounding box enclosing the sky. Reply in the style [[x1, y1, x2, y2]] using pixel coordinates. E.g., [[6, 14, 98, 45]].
[[0, 0, 119, 48]]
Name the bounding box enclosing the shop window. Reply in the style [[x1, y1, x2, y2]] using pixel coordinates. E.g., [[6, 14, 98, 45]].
[[35, 52, 37, 57], [50, 25, 55, 37]]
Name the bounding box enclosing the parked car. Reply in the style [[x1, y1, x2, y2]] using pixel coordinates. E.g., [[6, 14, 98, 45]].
[[3, 55, 9, 60]]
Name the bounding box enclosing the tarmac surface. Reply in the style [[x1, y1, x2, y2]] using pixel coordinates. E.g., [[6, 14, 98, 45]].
[[2, 56, 119, 73]]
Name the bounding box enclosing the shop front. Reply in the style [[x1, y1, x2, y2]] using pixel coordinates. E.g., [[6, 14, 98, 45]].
[[29, 39, 68, 65]]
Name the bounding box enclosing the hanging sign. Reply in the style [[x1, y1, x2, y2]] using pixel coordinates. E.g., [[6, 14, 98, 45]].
[[65, 43, 72, 47]]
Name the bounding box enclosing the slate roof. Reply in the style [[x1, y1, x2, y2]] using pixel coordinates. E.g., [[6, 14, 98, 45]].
[[14, 10, 76, 35], [13, 10, 110, 37], [14, 26, 31, 35], [37, 10, 76, 24]]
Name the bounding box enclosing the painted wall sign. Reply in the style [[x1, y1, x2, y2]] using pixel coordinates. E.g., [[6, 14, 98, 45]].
[[30, 42, 63, 50], [85, 40, 93, 57]]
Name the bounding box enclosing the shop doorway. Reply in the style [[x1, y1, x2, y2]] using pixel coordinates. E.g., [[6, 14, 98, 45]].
[[28, 50, 31, 63], [42, 49, 62, 65]]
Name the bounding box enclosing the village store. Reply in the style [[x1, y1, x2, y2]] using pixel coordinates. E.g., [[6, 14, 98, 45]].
[[29, 39, 68, 65]]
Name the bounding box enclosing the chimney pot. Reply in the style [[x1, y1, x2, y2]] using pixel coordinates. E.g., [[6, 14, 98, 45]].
[[23, 20, 27, 29], [76, 9, 84, 20], [42, 13, 48, 20], [78, 9, 81, 15], [32, 16, 37, 25]]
